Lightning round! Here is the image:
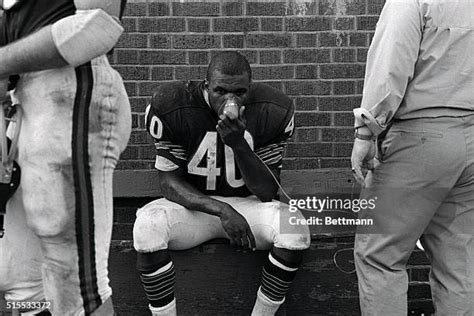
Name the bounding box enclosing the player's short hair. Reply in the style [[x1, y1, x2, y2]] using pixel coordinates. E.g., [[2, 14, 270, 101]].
[[207, 51, 252, 81]]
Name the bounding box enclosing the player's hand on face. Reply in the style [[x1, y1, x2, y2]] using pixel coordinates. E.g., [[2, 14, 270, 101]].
[[218, 202, 256, 250], [216, 106, 247, 148]]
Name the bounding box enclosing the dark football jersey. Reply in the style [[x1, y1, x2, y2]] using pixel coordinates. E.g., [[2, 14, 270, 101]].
[[145, 80, 295, 197]]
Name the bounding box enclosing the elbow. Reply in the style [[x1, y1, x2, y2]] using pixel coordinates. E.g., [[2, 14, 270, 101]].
[[52, 9, 123, 67]]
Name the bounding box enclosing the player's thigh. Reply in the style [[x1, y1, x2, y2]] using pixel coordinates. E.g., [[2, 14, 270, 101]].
[[0, 190, 44, 301], [215, 196, 310, 251], [133, 198, 226, 252]]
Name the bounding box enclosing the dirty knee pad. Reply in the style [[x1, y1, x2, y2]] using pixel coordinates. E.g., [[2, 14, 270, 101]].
[[133, 201, 172, 253], [273, 203, 311, 251]]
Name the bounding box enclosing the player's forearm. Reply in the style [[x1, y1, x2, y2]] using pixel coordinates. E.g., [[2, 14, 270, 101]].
[[159, 171, 227, 217], [0, 25, 68, 79], [232, 140, 278, 202], [0, 9, 123, 78]]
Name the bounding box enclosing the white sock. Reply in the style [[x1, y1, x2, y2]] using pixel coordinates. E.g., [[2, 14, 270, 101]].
[[251, 287, 285, 316], [149, 298, 177, 316]]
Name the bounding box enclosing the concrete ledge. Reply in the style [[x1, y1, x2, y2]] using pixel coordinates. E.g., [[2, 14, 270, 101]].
[[113, 169, 357, 198]]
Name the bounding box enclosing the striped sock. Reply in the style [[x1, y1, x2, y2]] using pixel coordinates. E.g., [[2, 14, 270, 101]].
[[140, 260, 176, 308], [259, 250, 300, 303]]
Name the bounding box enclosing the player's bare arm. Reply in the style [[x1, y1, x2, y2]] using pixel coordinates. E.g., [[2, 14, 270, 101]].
[[0, 0, 123, 78], [159, 168, 256, 249], [217, 108, 279, 202]]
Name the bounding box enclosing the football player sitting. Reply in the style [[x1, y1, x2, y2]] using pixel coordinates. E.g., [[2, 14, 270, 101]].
[[133, 51, 310, 315]]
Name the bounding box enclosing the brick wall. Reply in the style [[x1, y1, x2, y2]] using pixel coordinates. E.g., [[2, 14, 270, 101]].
[[111, 0, 386, 171]]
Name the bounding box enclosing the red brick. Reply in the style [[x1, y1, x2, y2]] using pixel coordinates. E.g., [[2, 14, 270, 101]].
[[320, 32, 349, 47], [121, 18, 137, 32], [139, 50, 186, 65], [259, 51, 282, 64], [408, 250, 430, 265], [188, 51, 210, 65], [295, 65, 319, 79], [320, 64, 365, 79], [286, 142, 333, 157], [408, 284, 432, 299], [333, 112, 354, 127], [333, 142, 352, 157], [257, 81, 283, 91], [357, 48, 368, 62], [246, 34, 292, 48], [296, 33, 318, 48], [139, 145, 156, 160], [173, 35, 220, 49], [286, 1, 318, 16], [282, 158, 296, 170], [188, 18, 211, 33], [286, 81, 331, 96], [410, 267, 430, 282], [151, 67, 174, 81], [284, 49, 331, 63], [349, 33, 368, 47], [123, 2, 147, 17], [320, 158, 351, 168], [334, 17, 355, 30], [253, 66, 294, 80], [286, 17, 331, 32], [368, 0, 386, 14], [333, 48, 356, 63], [115, 66, 149, 81], [175, 66, 208, 80], [116, 160, 155, 170], [116, 33, 148, 49], [319, 0, 366, 15], [294, 112, 331, 127], [261, 18, 283, 32], [172, 2, 220, 16], [123, 82, 137, 97], [295, 97, 318, 111], [222, 2, 243, 16], [321, 128, 353, 142], [129, 98, 149, 113], [295, 158, 320, 169], [223, 35, 244, 48], [357, 16, 379, 30], [356, 80, 365, 94], [129, 130, 150, 145], [213, 17, 259, 32], [120, 145, 139, 160], [333, 80, 356, 95], [246, 2, 287, 16], [149, 34, 172, 49], [296, 128, 321, 142], [149, 2, 170, 16], [138, 82, 162, 96], [212, 50, 257, 64], [115, 49, 139, 65], [138, 18, 185, 33]]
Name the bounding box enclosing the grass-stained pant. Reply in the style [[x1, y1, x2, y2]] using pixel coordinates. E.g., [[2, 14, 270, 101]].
[[3, 55, 131, 315], [355, 116, 474, 315], [134, 196, 310, 253]]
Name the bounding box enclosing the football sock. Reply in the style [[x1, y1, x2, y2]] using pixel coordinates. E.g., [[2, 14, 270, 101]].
[[252, 249, 301, 315], [140, 259, 176, 309]]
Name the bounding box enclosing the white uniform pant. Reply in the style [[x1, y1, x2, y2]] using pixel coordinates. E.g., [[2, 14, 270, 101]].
[[133, 196, 310, 253], [0, 55, 131, 315]]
